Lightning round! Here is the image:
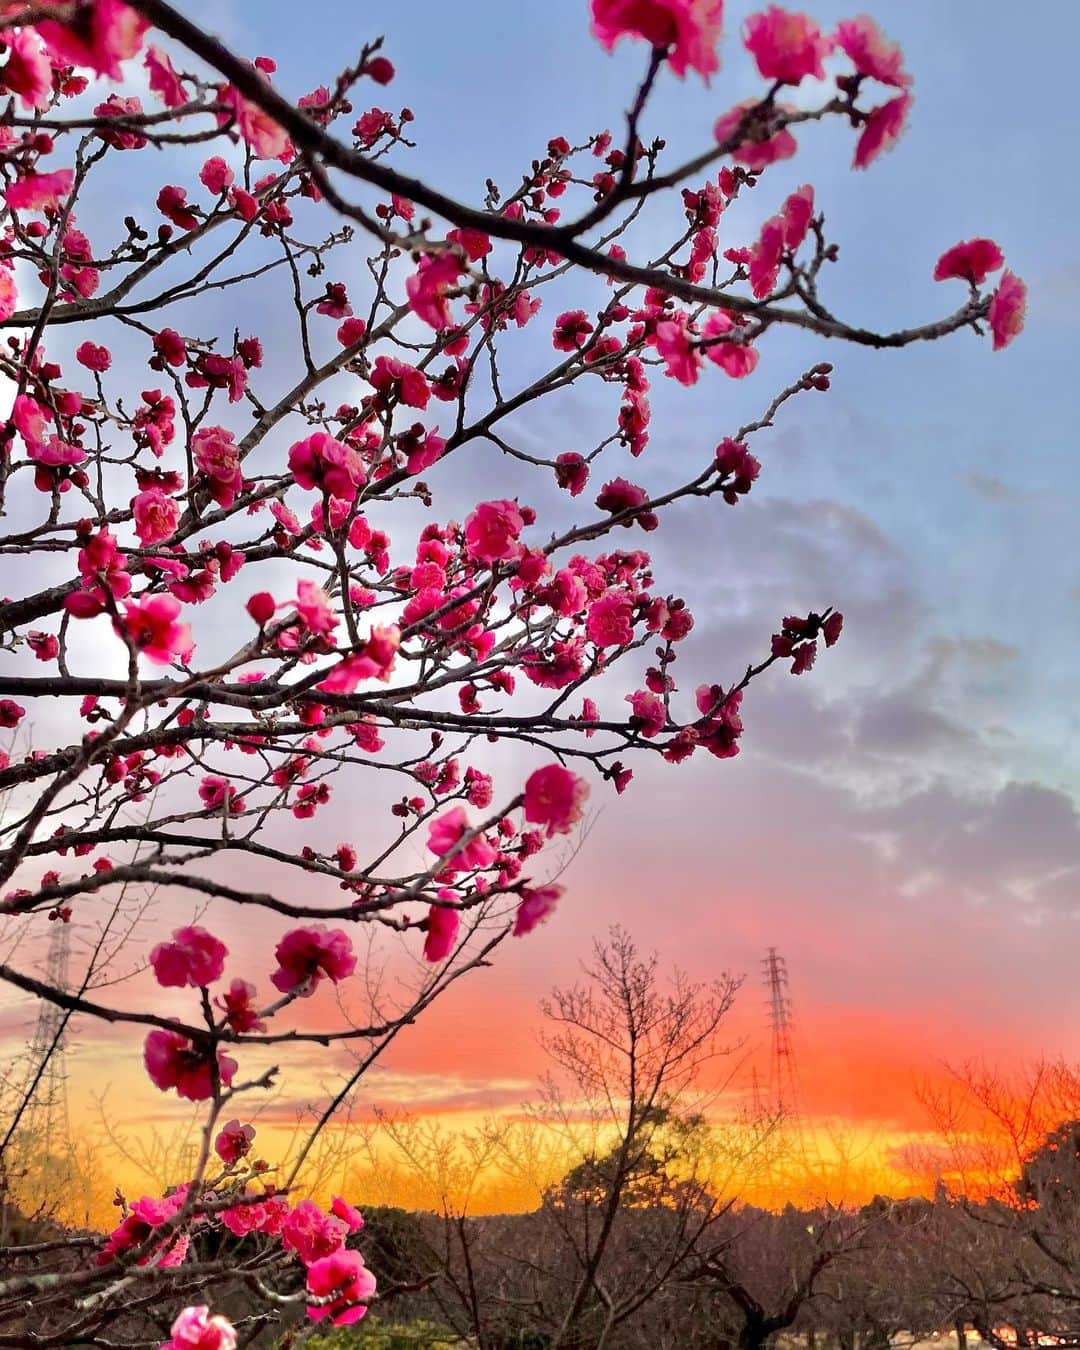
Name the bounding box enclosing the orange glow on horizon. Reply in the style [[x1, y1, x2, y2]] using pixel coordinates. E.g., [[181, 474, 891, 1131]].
[[2, 940, 1061, 1232]]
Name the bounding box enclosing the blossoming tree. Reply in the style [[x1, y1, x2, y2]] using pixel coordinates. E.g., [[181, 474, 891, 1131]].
[[0, 0, 1025, 1340]]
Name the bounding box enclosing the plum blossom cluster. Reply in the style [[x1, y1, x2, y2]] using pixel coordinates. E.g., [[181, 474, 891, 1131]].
[[0, 0, 1022, 1340], [102, 1119, 376, 1331]]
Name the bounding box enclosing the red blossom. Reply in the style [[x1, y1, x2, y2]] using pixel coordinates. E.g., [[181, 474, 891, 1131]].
[[555, 452, 590, 496], [834, 15, 910, 88], [200, 156, 234, 194], [305, 1249, 377, 1326], [427, 805, 498, 874], [0, 700, 25, 728], [743, 6, 832, 84], [513, 884, 563, 936], [215, 979, 265, 1034], [76, 340, 111, 372], [144, 1029, 236, 1100], [37, 0, 148, 80], [282, 1200, 349, 1264], [289, 431, 365, 500], [271, 926, 357, 995], [149, 925, 227, 988], [591, 0, 724, 80], [713, 102, 798, 170], [157, 184, 199, 231], [988, 270, 1027, 351], [193, 426, 244, 507], [5, 169, 74, 212], [464, 499, 526, 564], [853, 92, 912, 169], [406, 252, 464, 329], [370, 354, 430, 409], [423, 899, 461, 962], [116, 594, 194, 665], [214, 1120, 256, 1164], [0, 271, 16, 323], [132, 487, 179, 546], [145, 44, 186, 107], [524, 765, 590, 836], [217, 82, 290, 159], [586, 590, 635, 647], [163, 1307, 236, 1350], [1, 29, 53, 110], [934, 238, 1005, 285]]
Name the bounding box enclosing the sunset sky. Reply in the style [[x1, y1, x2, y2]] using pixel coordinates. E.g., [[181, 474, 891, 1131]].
[[4, 0, 1079, 1221]]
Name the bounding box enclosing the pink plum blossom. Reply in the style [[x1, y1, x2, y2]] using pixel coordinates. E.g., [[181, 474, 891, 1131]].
[[98, 1190, 189, 1268], [150, 925, 227, 988], [743, 7, 831, 83], [370, 354, 430, 408], [782, 183, 814, 249], [627, 688, 667, 737], [524, 765, 589, 836], [553, 309, 595, 352], [37, 0, 148, 79], [117, 594, 194, 665], [654, 315, 703, 385], [132, 487, 180, 546], [464, 499, 525, 564], [988, 270, 1027, 351], [513, 884, 563, 936], [77, 340, 112, 372], [295, 580, 338, 638], [163, 1307, 236, 1350], [423, 900, 461, 962], [0, 270, 16, 323], [591, 0, 725, 80], [2, 29, 53, 110], [305, 1249, 377, 1326], [330, 1196, 364, 1231], [853, 92, 911, 168], [555, 452, 590, 496], [5, 169, 74, 212], [586, 591, 634, 647], [271, 926, 357, 995], [715, 437, 761, 503], [702, 312, 759, 378], [192, 426, 244, 508], [288, 431, 364, 500], [144, 1029, 236, 1101], [406, 252, 464, 329], [217, 83, 290, 159], [216, 979, 266, 1034], [713, 102, 797, 171], [200, 157, 234, 194], [0, 700, 26, 728], [427, 805, 498, 873], [145, 44, 186, 106], [834, 15, 910, 87], [933, 238, 1005, 285], [215, 1119, 256, 1164], [318, 626, 400, 693], [282, 1200, 349, 1264]]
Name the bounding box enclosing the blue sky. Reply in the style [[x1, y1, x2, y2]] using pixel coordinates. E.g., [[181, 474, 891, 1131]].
[[206, 0, 1079, 979], [201, 0, 1079, 790]]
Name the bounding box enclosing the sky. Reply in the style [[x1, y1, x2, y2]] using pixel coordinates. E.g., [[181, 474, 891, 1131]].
[[5, 0, 1080, 1218]]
